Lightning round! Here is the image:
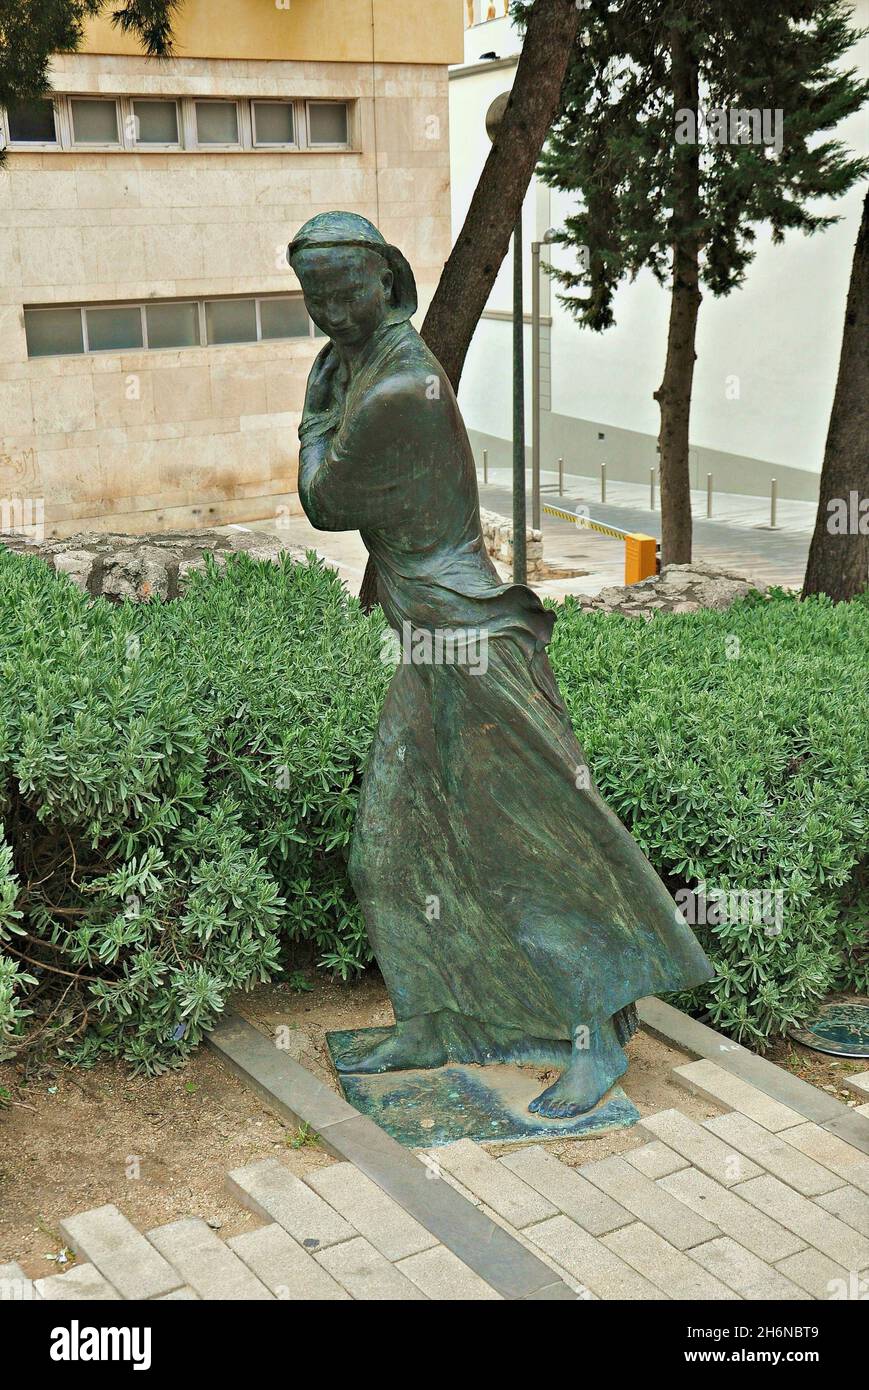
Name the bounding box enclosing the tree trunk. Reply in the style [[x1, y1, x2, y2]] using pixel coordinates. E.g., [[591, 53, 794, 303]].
[[653, 25, 701, 567], [358, 0, 581, 611], [802, 187, 869, 603]]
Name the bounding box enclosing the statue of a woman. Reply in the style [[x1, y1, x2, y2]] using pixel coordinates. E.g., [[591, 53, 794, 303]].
[[289, 212, 712, 1117]]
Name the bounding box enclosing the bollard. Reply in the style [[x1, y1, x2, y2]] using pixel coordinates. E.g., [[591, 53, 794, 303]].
[[558, 456, 564, 493], [770, 477, 778, 529], [650, 467, 656, 511], [706, 472, 713, 519], [483, 448, 488, 484], [600, 461, 606, 504]]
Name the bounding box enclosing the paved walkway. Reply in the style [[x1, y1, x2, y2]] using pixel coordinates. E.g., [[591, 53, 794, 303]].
[[481, 468, 814, 594], [6, 1061, 868, 1301]]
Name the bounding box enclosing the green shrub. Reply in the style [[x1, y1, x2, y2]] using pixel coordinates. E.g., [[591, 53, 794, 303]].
[[0, 547, 388, 1072], [0, 543, 865, 1069], [549, 588, 869, 1045]]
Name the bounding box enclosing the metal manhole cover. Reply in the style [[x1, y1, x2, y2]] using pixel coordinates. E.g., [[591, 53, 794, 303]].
[[788, 1003, 869, 1058]]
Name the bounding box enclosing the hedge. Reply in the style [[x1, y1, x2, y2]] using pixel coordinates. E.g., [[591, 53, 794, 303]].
[[0, 545, 865, 1069]]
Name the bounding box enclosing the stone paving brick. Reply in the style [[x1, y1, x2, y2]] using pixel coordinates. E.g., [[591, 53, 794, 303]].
[[226, 1158, 353, 1250], [734, 1174, 869, 1269], [580, 1153, 720, 1250], [602, 1222, 739, 1300], [427, 1139, 557, 1228], [526, 1214, 667, 1300], [156, 1287, 199, 1299], [774, 1248, 857, 1301], [843, 1071, 869, 1099], [857, 1103, 869, 1117], [688, 1237, 812, 1300], [0, 1262, 38, 1300], [499, 1147, 633, 1236], [432, 1168, 596, 1292], [305, 1162, 437, 1260], [639, 1109, 762, 1186], [147, 1218, 274, 1300], [674, 1059, 803, 1132], [703, 1112, 844, 1197], [778, 1122, 869, 1195], [314, 1236, 427, 1300], [34, 1263, 122, 1301], [625, 1140, 689, 1180], [227, 1222, 350, 1300], [814, 1185, 869, 1239], [395, 1245, 503, 1300], [659, 1167, 804, 1262], [59, 1204, 181, 1299]]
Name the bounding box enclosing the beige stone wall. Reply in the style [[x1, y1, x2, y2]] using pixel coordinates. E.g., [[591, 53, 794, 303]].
[[0, 54, 451, 538]]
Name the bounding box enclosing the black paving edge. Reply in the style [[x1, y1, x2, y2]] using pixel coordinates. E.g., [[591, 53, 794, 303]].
[[638, 996, 869, 1156], [206, 1014, 577, 1301]]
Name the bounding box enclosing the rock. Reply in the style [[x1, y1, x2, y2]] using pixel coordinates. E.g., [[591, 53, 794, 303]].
[[0, 528, 307, 603]]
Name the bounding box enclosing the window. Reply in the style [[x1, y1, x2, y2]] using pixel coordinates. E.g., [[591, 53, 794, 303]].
[[24, 307, 83, 358], [131, 99, 179, 145], [3, 95, 356, 154], [260, 297, 309, 339], [25, 295, 319, 358], [252, 101, 295, 146], [7, 99, 57, 144], [145, 301, 199, 349], [195, 100, 239, 145], [205, 298, 257, 344], [307, 101, 349, 146], [70, 98, 119, 145], [86, 305, 143, 351]]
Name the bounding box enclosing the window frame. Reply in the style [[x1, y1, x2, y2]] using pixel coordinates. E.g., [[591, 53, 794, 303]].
[[305, 99, 351, 149], [251, 99, 298, 150], [23, 294, 317, 359], [192, 98, 243, 150], [1, 96, 61, 150], [127, 96, 183, 151], [2, 95, 357, 155], [68, 96, 123, 150]]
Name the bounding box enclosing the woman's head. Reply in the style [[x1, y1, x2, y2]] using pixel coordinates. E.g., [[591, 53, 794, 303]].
[[287, 212, 417, 345]]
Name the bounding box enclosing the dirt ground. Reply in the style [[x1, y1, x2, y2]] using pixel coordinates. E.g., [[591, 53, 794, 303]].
[[4, 969, 862, 1277]]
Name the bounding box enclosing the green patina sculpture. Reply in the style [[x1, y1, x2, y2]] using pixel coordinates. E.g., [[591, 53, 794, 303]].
[[289, 212, 713, 1118]]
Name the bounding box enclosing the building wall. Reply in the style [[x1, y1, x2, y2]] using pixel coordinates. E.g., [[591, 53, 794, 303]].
[[451, 8, 869, 501], [0, 49, 452, 537]]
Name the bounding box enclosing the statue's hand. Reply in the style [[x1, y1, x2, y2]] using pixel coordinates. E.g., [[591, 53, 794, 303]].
[[305, 344, 345, 416]]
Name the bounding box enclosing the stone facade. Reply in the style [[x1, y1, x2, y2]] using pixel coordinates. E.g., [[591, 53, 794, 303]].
[[0, 51, 452, 540]]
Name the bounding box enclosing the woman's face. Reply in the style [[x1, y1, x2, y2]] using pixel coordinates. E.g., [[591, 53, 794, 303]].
[[293, 246, 393, 348]]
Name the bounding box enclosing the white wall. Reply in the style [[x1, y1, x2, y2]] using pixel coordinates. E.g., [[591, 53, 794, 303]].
[[450, 4, 869, 495]]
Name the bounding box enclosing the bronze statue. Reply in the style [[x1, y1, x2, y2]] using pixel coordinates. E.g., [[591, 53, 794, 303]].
[[289, 212, 712, 1117]]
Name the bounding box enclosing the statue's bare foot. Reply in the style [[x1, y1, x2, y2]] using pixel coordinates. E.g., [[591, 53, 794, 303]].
[[528, 1019, 628, 1118], [334, 1017, 447, 1074]]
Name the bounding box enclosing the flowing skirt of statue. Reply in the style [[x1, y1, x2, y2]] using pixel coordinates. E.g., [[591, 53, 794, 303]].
[[348, 630, 712, 1050]]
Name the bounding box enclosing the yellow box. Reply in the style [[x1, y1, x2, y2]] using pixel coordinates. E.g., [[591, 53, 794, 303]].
[[624, 533, 657, 585]]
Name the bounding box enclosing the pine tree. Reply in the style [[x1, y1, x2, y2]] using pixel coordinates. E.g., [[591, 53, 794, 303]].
[[0, 1, 178, 168], [525, 0, 869, 564]]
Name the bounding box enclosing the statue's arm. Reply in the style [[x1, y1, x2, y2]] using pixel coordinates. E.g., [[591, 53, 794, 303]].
[[299, 375, 425, 533]]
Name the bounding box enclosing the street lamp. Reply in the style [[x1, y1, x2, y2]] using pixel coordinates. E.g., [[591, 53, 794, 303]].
[[486, 92, 525, 583], [531, 227, 558, 530]]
